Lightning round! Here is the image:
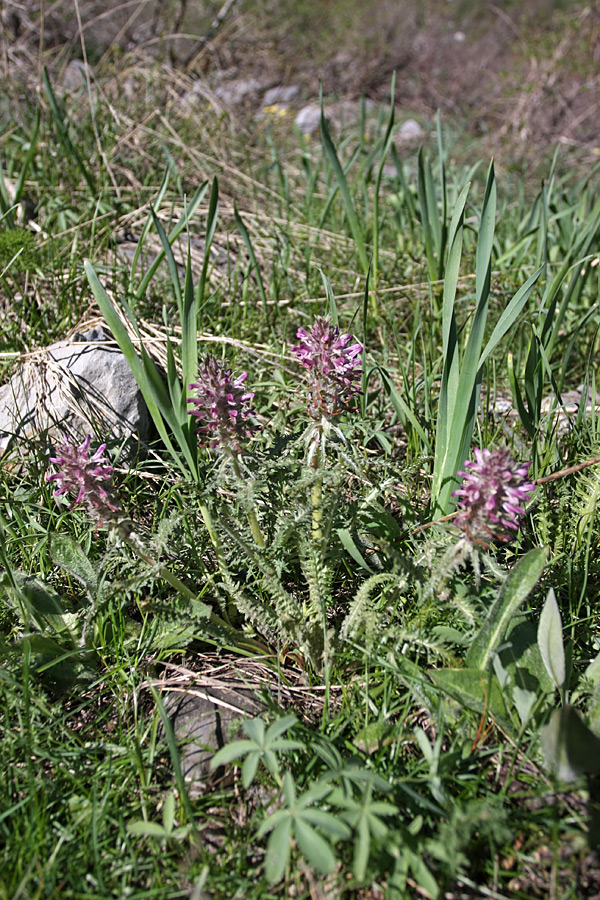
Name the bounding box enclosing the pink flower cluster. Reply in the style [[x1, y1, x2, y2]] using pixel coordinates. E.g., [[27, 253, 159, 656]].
[[291, 316, 363, 418], [452, 446, 535, 541], [188, 356, 255, 450], [46, 434, 120, 524]]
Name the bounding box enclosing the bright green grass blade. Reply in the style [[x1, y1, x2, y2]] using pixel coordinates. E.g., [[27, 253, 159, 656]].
[[430, 183, 469, 507], [133, 181, 208, 304], [432, 162, 497, 514], [84, 260, 198, 479], [151, 209, 183, 310], [320, 103, 369, 275], [128, 168, 170, 295], [42, 67, 97, 196], [317, 144, 361, 231], [234, 200, 269, 315], [372, 73, 396, 286], [478, 266, 543, 368], [197, 178, 219, 315], [417, 147, 436, 282]]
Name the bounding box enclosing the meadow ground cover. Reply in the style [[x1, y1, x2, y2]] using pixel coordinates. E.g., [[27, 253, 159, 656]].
[[2, 8, 600, 897]]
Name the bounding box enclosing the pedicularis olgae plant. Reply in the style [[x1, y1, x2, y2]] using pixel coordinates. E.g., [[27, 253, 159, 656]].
[[5, 67, 600, 899]]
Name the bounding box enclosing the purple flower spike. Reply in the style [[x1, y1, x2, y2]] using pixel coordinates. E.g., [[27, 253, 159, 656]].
[[47, 434, 120, 524], [291, 316, 363, 418], [452, 446, 535, 542], [188, 356, 255, 450]]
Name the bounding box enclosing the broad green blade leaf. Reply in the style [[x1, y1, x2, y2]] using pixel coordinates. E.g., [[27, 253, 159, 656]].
[[181, 243, 199, 420], [197, 177, 219, 313], [49, 533, 97, 595], [129, 167, 170, 293], [337, 528, 375, 574], [126, 821, 167, 838], [428, 668, 509, 726], [538, 588, 566, 692], [85, 260, 197, 479], [151, 209, 182, 309], [466, 547, 547, 671], [541, 705, 600, 782], [431, 182, 470, 504], [134, 182, 208, 303], [478, 266, 543, 369]]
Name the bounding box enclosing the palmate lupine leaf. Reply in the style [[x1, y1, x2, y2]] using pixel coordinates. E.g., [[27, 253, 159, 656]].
[[328, 780, 399, 882], [210, 715, 304, 788], [257, 772, 350, 883]]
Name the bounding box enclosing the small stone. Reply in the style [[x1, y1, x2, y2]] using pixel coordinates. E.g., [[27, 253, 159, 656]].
[[453, 30, 466, 42], [59, 60, 93, 93], [398, 118, 425, 140], [0, 326, 150, 455], [213, 76, 265, 106], [263, 84, 301, 107], [294, 105, 323, 135]]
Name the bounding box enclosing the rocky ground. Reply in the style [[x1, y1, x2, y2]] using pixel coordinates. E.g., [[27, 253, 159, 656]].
[[2, 0, 599, 176]]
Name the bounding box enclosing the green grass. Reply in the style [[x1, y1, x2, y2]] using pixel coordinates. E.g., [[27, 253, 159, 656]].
[[1, 52, 600, 900]]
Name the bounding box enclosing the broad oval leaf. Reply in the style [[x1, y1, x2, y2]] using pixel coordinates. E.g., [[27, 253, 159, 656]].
[[537, 588, 566, 692]]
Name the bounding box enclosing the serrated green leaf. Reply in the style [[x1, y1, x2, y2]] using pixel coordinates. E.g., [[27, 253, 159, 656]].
[[49, 533, 98, 595]]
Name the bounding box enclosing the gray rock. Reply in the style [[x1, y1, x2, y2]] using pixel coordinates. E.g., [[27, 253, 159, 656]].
[[0, 326, 150, 454], [59, 60, 93, 93], [165, 686, 266, 794], [263, 84, 301, 107], [398, 118, 425, 140], [294, 104, 323, 135], [213, 76, 265, 106]]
